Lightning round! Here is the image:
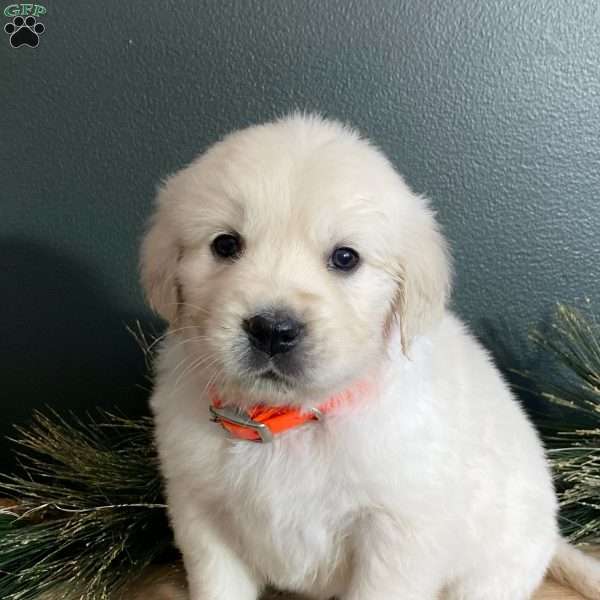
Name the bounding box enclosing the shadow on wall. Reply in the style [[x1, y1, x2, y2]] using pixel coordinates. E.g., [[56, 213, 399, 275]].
[[477, 315, 559, 422], [1, 239, 158, 472]]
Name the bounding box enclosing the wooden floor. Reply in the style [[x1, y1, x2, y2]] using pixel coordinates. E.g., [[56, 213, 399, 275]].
[[533, 580, 585, 600], [125, 565, 588, 600]]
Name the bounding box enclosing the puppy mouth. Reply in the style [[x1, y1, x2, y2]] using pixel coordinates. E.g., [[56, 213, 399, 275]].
[[241, 346, 306, 388], [255, 366, 295, 387], [229, 358, 302, 394], [229, 334, 312, 392]]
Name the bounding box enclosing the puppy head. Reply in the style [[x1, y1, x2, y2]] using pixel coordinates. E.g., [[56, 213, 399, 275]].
[[141, 114, 451, 405]]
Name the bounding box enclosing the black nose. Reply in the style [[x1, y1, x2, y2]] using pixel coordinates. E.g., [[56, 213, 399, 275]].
[[243, 312, 305, 356]]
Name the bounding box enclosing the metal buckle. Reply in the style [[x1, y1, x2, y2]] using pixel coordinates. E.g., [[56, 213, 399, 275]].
[[308, 406, 323, 420], [209, 405, 274, 443]]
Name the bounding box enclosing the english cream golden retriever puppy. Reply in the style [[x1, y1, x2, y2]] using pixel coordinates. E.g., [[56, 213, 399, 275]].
[[141, 114, 600, 600]]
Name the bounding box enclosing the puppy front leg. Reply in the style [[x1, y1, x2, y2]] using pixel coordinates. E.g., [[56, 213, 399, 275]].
[[343, 513, 443, 600], [169, 496, 259, 600]]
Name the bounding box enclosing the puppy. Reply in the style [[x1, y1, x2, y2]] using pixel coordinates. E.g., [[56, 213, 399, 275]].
[[141, 114, 600, 600]]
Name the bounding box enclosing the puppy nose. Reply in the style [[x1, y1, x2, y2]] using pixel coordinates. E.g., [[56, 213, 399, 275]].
[[243, 312, 304, 356]]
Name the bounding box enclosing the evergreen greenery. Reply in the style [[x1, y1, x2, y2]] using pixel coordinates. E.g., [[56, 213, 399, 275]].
[[0, 411, 172, 600], [529, 304, 600, 545]]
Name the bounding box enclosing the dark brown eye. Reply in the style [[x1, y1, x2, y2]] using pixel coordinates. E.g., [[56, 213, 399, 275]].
[[212, 233, 242, 260], [330, 247, 360, 272]]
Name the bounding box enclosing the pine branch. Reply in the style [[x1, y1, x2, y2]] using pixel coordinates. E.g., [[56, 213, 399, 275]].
[[530, 303, 600, 545], [0, 410, 173, 600]]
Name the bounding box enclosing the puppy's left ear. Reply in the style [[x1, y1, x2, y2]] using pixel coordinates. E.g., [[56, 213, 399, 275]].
[[139, 186, 181, 323], [393, 198, 452, 352]]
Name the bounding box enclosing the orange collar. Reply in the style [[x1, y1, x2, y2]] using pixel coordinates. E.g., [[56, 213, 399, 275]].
[[209, 382, 368, 443]]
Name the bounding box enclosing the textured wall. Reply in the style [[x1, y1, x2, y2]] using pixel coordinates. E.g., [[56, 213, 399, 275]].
[[2, 1, 599, 468]]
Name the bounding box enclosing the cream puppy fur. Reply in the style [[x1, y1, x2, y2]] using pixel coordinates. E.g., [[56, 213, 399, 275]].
[[141, 114, 600, 600]]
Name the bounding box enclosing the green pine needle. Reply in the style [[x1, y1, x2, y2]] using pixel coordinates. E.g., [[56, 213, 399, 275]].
[[0, 410, 173, 600], [529, 303, 600, 545]]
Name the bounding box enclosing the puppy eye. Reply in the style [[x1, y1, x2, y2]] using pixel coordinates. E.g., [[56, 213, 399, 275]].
[[212, 233, 243, 260], [329, 247, 360, 272]]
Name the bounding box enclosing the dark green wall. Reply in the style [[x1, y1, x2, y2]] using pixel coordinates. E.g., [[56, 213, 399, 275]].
[[2, 1, 600, 469]]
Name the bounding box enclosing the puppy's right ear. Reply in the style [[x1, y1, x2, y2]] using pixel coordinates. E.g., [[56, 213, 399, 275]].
[[390, 197, 452, 354], [140, 188, 180, 323]]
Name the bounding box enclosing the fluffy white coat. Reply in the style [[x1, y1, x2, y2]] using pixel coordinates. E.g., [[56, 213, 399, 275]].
[[142, 115, 600, 600]]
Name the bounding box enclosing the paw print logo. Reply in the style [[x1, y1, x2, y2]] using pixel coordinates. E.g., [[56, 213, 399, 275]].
[[4, 15, 45, 48]]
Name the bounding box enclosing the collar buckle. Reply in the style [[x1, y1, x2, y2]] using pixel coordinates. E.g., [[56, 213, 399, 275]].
[[209, 404, 274, 443]]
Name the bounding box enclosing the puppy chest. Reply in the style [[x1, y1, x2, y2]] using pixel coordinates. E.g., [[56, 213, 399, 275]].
[[215, 441, 356, 586]]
